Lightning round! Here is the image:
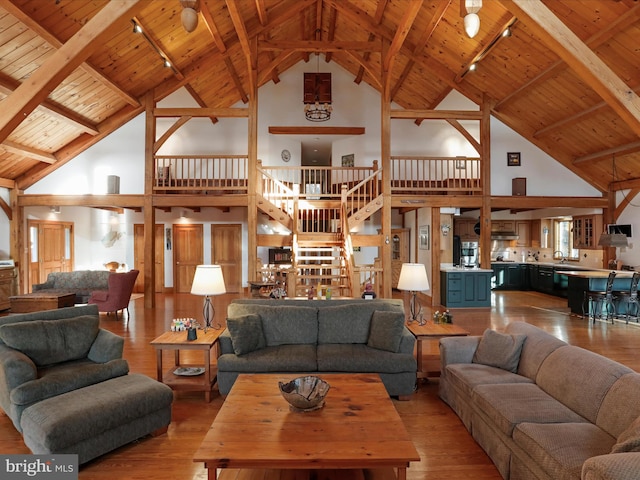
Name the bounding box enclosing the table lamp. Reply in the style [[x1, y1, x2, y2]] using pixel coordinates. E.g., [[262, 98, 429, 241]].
[[397, 263, 430, 325], [191, 265, 226, 330]]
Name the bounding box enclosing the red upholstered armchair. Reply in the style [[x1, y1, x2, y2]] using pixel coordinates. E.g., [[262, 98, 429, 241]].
[[88, 269, 139, 320]]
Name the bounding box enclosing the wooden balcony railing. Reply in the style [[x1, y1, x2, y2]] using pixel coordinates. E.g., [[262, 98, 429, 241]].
[[390, 156, 482, 194], [154, 155, 248, 193]]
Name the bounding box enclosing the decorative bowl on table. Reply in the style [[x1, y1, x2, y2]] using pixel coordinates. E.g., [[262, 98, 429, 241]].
[[278, 376, 330, 412]]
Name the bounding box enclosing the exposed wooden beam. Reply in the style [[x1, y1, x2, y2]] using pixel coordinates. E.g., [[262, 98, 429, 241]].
[[446, 119, 481, 155], [0, 1, 144, 145], [1, 0, 139, 107], [183, 84, 219, 124], [260, 41, 380, 52], [200, 3, 249, 102], [382, 0, 423, 72], [0, 178, 15, 189], [506, 0, 640, 138], [615, 189, 639, 218], [0, 195, 10, 220], [154, 108, 249, 118], [354, 0, 387, 84], [573, 140, 640, 165], [268, 126, 365, 135], [496, 3, 640, 111], [2, 141, 56, 164], [324, 6, 337, 63], [611, 178, 640, 192], [226, 0, 255, 92], [391, 110, 483, 120], [0, 72, 99, 135], [391, 0, 451, 100]]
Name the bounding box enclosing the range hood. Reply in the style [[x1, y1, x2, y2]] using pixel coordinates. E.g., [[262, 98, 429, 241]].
[[491, 231, 519, 240]]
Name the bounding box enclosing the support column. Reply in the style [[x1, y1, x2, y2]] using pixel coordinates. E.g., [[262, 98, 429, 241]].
[[479, 95, 493, 269], [380, 42, 392, 298], [144, 90, 156, 308], [247, 37, 258, 283]]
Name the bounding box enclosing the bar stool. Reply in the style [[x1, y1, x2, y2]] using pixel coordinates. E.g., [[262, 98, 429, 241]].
[[613, 271, 640, 323], [582, 271, 617, 324]]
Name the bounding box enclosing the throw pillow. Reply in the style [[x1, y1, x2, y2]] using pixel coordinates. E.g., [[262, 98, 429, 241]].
[[0, 315, 99, 366], [611, 416, 640, 453], [367, 310, 405, 352], [472, 329, 527, 373], [226, 314, 266, 355]]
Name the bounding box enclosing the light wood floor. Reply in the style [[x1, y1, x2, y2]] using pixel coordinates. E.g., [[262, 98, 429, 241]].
[[1, 290, 639, 479]]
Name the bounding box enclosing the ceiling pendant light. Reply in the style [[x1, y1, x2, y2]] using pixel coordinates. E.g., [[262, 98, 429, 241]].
[[463, 0, 482, 38], [304, 54, 332, 122], [180, 0, 199, 33]]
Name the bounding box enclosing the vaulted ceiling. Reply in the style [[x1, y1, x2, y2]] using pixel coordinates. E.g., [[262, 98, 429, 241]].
[[1, 0, 639, 196]]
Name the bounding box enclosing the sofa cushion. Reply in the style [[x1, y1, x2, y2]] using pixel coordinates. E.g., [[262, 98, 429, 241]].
[[218, 344, 317, 372], [444, 363, 534, 400], [317, 344, 416, 373], [536, 345, 633, 424], [472, 329, 526, 373], [10, 359, 129, 406], [505, 321, 567, 381], [226, 304, 318, 346], [473, 383, 589, 437], [0, 315, 99, 367], [513, 422, 615, 480], [611, 416, 640, 453], [226, 314, 266, 355], [597, 373, 640, 439], [318, 303, 399, 344], [367, 310, 405, 352]]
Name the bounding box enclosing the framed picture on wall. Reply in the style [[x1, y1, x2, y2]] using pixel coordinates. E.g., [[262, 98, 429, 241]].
[[419, 226, 430, 250], [507, 152, 521, 166], [341, 154, 354, 167]]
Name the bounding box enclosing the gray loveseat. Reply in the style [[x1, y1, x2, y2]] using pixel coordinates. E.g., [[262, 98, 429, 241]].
[[218, 299, 417, 398], [439, 321, 640, 480], [33, 270, 110, 304]]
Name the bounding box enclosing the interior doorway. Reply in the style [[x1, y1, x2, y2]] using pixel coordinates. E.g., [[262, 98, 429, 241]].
[[28, 220, 74, 291], [173, 224, 204, 293]]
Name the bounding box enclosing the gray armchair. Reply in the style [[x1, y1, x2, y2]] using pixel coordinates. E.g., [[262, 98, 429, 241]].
[[0, 305, 129, 431]]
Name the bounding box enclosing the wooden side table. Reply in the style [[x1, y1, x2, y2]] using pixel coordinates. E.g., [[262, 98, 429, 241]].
[[150, 328, 224, 402], [405, 322, 470, 380]]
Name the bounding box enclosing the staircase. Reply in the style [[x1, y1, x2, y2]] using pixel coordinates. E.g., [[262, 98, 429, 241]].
[[291, 234, 351, 298]]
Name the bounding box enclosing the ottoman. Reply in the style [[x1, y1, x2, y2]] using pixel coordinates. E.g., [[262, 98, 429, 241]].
[[20, 374, 173, 464]]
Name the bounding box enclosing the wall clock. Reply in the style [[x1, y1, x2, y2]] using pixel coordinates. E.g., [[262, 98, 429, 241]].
[[281, 149, 291, 162]]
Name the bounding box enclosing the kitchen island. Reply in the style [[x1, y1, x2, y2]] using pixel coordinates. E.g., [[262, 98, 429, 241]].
[[564, 270, 636, 316], [440, 267, 492, 308]]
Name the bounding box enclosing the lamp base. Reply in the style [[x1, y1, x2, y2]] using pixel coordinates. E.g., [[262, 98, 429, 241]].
[[407, 291, 426, 326], [202, 296, 221, 330]]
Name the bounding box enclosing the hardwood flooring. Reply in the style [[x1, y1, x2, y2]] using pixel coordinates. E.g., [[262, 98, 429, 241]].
[[1, 290, 639, 479]]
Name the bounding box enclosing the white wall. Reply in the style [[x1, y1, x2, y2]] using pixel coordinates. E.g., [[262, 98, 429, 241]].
[[2, 58, 636, 277]]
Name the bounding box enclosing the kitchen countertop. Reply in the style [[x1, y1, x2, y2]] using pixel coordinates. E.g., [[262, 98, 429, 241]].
[[441, 266, 493, 273], [561, 270, 635, 278]]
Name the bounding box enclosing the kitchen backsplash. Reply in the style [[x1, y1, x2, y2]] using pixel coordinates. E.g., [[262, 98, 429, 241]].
[[491, 247, 603, 268]]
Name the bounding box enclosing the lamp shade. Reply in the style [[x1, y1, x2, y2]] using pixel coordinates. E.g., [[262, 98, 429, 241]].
[[181, 7, 198, 33], [397, 263, 430, 292], [191, 265, 226, 295], [464, 13, 480, 38]]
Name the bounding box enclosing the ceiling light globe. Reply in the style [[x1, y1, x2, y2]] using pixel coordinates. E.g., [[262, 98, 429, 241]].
[[464, 13, 480, 38], [181, 7, 198, 33]]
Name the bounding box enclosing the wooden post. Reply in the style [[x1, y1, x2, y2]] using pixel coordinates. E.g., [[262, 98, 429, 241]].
[[144, 90, 156, 308]]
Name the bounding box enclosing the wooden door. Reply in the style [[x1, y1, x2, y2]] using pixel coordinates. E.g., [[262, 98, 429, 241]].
[[211, 224, 242, 293], [133, 224, 165, 293], [173, 224, 203, 293], [28, 220, 74, 290]]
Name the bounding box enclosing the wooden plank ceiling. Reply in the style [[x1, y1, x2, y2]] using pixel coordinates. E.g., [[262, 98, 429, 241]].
[[0, 0, 639, 194]]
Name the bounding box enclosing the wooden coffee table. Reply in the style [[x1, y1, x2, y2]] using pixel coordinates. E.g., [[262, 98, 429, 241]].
[[194, 373, 420, 480], [406, 321, 470, 380], [150, 328, 223, 402], [9, 292, 75, 313]]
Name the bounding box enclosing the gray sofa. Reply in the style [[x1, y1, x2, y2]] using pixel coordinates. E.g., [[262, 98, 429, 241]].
[[218, 299, 417, 398], [32, 270, 110, 303], [0, 304, 173, 463], [439, 321, 640, 480]]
